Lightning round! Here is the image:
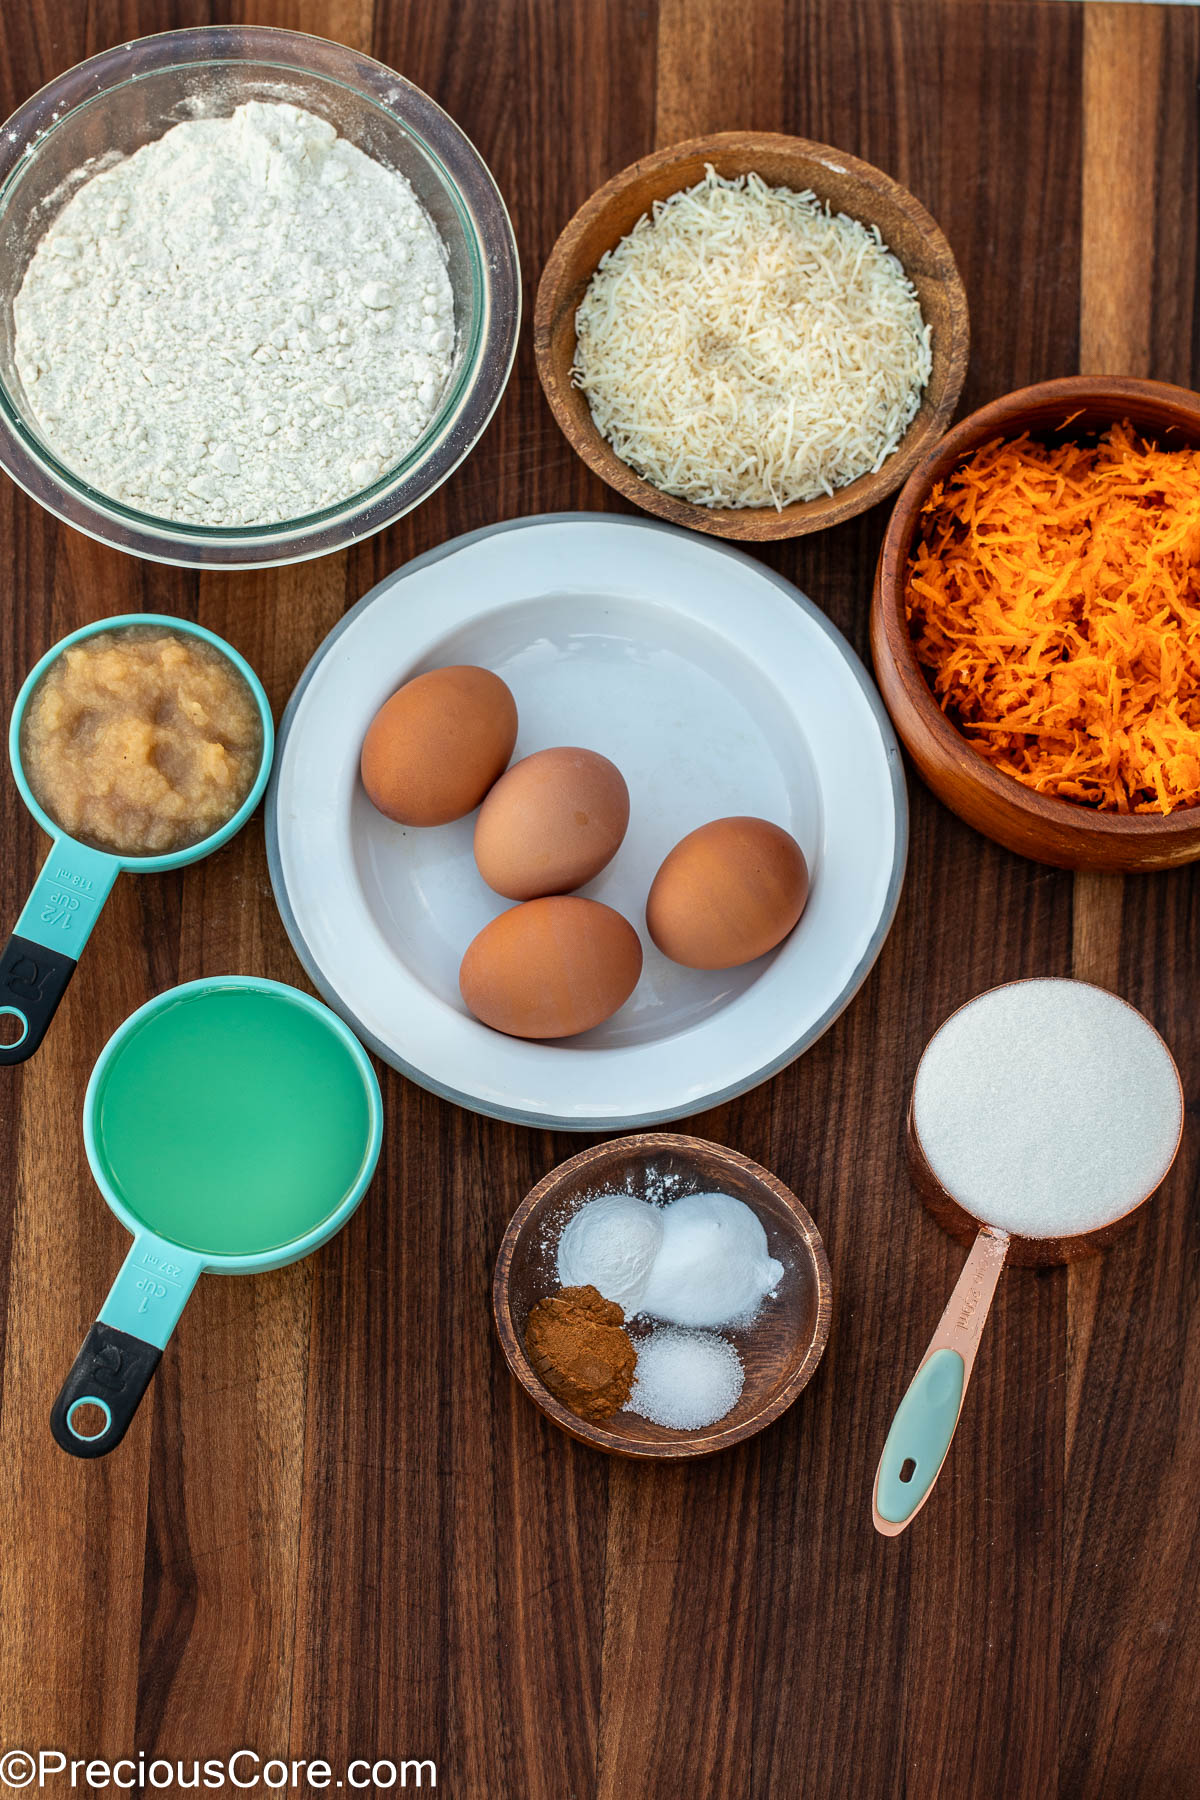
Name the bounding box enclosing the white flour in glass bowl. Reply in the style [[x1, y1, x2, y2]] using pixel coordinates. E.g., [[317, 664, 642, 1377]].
[[12, 100, 455, 527]]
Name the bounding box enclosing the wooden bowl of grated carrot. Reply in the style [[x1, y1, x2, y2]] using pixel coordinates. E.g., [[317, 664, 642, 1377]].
[[871, 375, 1200, 871]]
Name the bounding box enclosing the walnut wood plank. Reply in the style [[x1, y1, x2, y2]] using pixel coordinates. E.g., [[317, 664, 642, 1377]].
[[0, 3, 1197, 1797], [288, 5, 656, 1795], [132, 0, 379, 1770], [1063, 15, 1200, 1798], [0, 7, 158, 1766]]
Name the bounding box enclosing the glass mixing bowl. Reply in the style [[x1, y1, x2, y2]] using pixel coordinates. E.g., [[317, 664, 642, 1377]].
[[0, 27, 520, 568]]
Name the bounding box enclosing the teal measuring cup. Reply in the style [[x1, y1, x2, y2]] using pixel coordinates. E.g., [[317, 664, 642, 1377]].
[[50, 976, 383, 1458], [1, 614, 273, 1064]]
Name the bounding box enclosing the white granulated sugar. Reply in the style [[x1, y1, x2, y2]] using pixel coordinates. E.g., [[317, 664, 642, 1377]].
[[912, 979, 1181, 1239], [572, 165, 931, 510], [626, 1326, 744, 1430], [14, 102, 455, 526]]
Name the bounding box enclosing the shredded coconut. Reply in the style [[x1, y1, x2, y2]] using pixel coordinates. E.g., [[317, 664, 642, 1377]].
[[572, 165, 932, 509], [13, 101, 455, 527]]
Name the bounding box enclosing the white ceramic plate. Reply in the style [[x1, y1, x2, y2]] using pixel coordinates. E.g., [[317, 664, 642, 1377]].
[[266, 514, 906, 1128]]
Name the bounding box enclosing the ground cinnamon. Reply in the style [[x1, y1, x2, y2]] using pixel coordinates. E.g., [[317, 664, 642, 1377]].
[[524, 1284, 637, 1422]]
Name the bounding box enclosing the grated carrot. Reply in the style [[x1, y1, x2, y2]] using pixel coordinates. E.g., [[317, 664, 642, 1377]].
[[904, 420, 1200, 814]]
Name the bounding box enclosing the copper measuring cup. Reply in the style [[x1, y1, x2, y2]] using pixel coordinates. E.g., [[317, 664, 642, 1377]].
[[872, 978, 1183, 1537]]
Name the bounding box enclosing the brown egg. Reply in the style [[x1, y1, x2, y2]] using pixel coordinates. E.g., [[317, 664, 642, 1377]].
[[460, 896, 643, 1038], [360, 665, 517, 826], [646, 816, 809, 970], [473, 747, 630, 900]]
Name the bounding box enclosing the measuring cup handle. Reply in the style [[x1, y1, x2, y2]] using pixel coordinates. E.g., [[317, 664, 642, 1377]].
[[0, 934, 78, 1064], [50, 1323, 162, 1458], [0, 840, 118, 1064], [872, 1227, 1010, 1535], [50, 1239, 202, 1459]]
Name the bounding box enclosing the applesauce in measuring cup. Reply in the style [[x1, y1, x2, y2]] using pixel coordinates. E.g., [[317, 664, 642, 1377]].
[[20, 625, 263, 856]]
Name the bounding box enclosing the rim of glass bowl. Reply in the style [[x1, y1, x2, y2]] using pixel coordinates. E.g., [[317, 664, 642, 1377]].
[[0, 26, 521, 568]]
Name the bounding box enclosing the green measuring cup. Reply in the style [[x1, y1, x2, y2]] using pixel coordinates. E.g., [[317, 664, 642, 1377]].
[[1, 614, 273, 1064], [50, 976, 383, 1458]]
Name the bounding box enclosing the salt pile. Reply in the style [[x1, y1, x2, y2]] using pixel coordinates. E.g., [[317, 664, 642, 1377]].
[[626, 1327, 745, 1429]]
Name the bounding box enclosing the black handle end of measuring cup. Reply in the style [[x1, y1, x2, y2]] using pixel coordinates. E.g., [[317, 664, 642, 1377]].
[[0, 934, 77, 1064], [50, 1323, 162, 1458]]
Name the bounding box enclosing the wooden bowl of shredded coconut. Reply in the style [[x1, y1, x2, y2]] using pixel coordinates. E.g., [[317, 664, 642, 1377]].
[[534, 132, 969, 540]]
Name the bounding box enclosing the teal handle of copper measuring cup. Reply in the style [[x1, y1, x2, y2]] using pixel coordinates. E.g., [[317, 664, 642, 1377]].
[[50, 1236, 203, 1458], [0, 838, 119, 1064], [872, 1227, 1011, 1535], [875, 1349, 966, 1525]]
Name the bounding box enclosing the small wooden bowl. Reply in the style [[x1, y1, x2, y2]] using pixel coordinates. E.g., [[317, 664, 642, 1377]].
[[493, 1133, 831, 1457], [871, 375, 1200, 870], [534, 131, 969, 541]]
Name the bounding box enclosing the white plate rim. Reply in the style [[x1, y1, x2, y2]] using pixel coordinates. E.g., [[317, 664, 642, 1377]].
[[265, 512, 908, 1130]]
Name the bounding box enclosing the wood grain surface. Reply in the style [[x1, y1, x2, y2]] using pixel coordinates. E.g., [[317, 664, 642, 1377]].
[[1, 2, 1198, 1796]]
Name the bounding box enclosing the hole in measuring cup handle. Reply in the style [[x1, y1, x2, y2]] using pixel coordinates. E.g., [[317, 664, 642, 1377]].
[[66, 1397, 112, 1440], [0, 934, 76, 1064], [0, 1006, 28, 1049]]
